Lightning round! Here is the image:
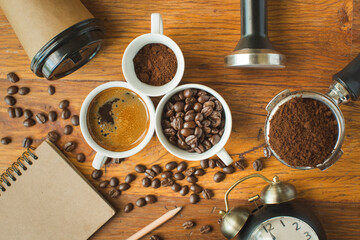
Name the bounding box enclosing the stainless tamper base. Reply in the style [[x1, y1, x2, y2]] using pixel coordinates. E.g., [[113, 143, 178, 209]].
[[225, 48, 286, 69]]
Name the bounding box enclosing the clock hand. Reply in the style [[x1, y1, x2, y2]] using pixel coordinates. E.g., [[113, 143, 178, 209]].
[[269, 231, 276, 240]]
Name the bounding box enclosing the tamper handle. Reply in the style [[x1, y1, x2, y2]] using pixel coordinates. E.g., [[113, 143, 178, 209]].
[[333, 54, 360, 100]]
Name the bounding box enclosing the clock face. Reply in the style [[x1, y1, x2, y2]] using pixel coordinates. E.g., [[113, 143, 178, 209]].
[[249, 216, 319, 240]]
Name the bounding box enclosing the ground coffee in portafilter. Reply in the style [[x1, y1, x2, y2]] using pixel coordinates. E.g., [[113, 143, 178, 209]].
[[269, 97, 338, 167]]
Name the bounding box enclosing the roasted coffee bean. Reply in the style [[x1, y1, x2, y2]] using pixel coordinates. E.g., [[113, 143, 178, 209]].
[[201, 106, 213, 117], [161, 171, 173, 178], [64, 141, 76, 152], [64, 125, 73, 135], [198, 95, 210, 103], [200, 225, 212, 234], [184, 103, 193, 112], [194, 127, 203, 138], [59, 100, 69, 109], [171, 117, 184, 130], [24, 109, 33, 119], [193, 144, 205, 153], [162, 120, 171, 129], [8, 107, 15, 118], [193, 102, 203, 112], [99, 180, 109, 188], [142, 177, 151, 187], [35, 112, 47, 124], [190, 184, 203, 194], [183, 89, 196, 98], [161, 178, 174, 187], [119, 183, 130, 191], [124, 203, 134, 213], [48, 85, 55, 95], [1, 137, 11, 145], [235, 160, 247, 170], [145, 169, 156, 179], [135, 164, 146, 173], [264, 146, 272, 158], [136, 198, 147, 207], [200, 159, 209, 169], [223, 165, 235, 174], [204, 101, 215, 108], [76, 153, 86, 163], [22, 137, 32, 148], [151, 165, 162, 174], [91, 169, 103, 179], [180, 128, 194, 137], [202, 189, 213, 199], [61, 109, 71, 119], [48, 111, 57, 122], [145, 195, 157, 203], [174, 172, 185, 180], [194, 169, 205, 176], [47, 131, 60, 142], [183, 221, 196, 229], [125, 174, 136, 184], [185, 135, 197, 146], [109, 189, 121, 198], [171, 183, 181, 192], [109, 177, 119, 187], [184, 110, 196, 121], [23, 118, 36, 127], [14, 107, 23, 117], [149, 235, 162, 240], [216, 160, 226, 168], [253, 159, 263, 171], [165, 161, 178, 171], [71, 115, 79, 126], [151, 179, 161, 188], [177, 161, 188, 172], [184, 121, 196, 129], [7, 85, 18, 95], [173, 101, 184, 112], [4, 95, 16, 106], [7, 72, 19, 83], [164, 128, 176, 136], [180, 185, 189, 196], [190, 193, 200, 204], [18, 87, 30, 95], [209, 134, 221, 145], [187, 176, 198, 183], [184, 167, 196, 177], [214, 171, 226, 182]]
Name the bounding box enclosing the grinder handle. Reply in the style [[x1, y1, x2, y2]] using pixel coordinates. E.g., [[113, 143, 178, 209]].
[[333, 54, 360, 100]]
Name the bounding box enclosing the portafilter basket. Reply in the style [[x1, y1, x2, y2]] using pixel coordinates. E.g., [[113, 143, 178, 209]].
[[264, 54, 360, 170]]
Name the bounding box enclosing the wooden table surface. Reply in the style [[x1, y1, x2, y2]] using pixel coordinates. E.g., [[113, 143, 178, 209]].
[[1, 0, 360, 239]]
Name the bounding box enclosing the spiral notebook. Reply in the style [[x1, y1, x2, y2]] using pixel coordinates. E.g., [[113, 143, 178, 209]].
[[0, 140, 115, 240]]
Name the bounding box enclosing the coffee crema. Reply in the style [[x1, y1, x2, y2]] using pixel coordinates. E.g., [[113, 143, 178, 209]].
[[87, 87, 149, 152]]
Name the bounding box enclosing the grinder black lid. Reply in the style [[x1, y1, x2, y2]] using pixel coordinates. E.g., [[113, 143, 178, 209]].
[[30, 18, 105, 80]]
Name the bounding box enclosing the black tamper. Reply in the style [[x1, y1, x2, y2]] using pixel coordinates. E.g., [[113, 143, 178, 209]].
[[225, 0, 285, 68]]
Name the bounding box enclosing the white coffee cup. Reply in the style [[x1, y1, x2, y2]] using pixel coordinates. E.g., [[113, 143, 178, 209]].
[[155, 84, 233, 166], [122, 13, 185, 97], [80, 81, 155, 170]]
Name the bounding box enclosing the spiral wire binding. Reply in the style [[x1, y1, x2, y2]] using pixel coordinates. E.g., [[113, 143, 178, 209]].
[[0, 147, 38, 193]]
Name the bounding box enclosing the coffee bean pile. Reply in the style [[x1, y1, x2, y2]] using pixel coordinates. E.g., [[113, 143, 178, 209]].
[[162, 88, 225, 154]]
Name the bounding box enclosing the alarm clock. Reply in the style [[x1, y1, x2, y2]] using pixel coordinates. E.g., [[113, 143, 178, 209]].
[[219, 174, 327, 240]]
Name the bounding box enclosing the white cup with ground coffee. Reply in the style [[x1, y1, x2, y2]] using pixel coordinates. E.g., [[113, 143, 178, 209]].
[[122, 13, 185, 97], [80, 81, 155, 169]]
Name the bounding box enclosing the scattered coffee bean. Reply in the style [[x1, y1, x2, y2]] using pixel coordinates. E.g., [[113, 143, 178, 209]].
[[151, 165, 162, 174], [5, 95, 16, 106], [59, 100, 69, 109], [124, 203, 134, 213], [23, 118, 36, 127], [177, 161, 188, 172], [223, 165, 235, 174], [151, 179, 161, 188], [7, 72, 19, 83], [187, 176, 198, 183], [48, 111, 57, 122], [145, 195, 157, 204], [71, 115, 79, 126], [1, 137, 11, 145], [190, 193, 200, 204], [165, 161, 178, 171], [161, 178, 174, 187], [119, 183, 130, 191], [200, 225, 212, 234], [125, 174, 136, 184], [209, 159, 216, 168], [214, 171, 226, 182], [180, 185, 189, 196], [99, 180, 109, 188], [216, 159, 226, 168], [145, 169, 156, 179], [35, 112, 47, 124], [135, 164, 147, 173], [18, 87, 30, 95], [22, 137, 32, 148], [149, 235, 162, 240], [253, 159, 263, 171], [174, 172, 185, 180], [171, 183, 181, 192], [15, 107, 23, 117], [64, 125, 73, 135], [235, 160, 247, 170], [200, 159, 209, 169], [184, 167, 196, 177], [61, 109, 71, 119], [264, 146, 272, 158], [76, 153, 86, 163], [136, 198, 147, 207], [142, 177, 151, 187], [190, 184, 203, 194], [202, 189, 213, 199], [109, 189, 121, 198], [91, 169, 103, 179], [109, 177, 119, 187], [194, 169, 205, 176], [161, 171, 173, 178], [64, 141, 76, 152], [24, 109, 33, 119], [7, 85, 18, 95], [183, 221, 196, 229], [8, 107, 15, 118], [47, 131, 60, 142], [48, 85, 55, 95]]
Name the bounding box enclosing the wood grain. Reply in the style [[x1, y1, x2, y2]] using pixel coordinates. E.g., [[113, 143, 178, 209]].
[[0, 0, 359, 239]]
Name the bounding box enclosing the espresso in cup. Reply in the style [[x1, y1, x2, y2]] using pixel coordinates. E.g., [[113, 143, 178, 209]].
[[87, 87, 150, 152]]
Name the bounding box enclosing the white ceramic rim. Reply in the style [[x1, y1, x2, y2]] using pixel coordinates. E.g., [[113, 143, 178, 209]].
[[79, 81, 155, 158], [155, 83, 232, 161]]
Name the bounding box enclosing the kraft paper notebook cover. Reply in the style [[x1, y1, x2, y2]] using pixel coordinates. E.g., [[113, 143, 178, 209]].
[[0, 140, 116, 240]]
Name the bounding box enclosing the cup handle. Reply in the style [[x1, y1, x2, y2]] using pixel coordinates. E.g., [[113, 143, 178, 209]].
[[151, 13, 163, 34], [217, 148, 233, 166], [92, 153, 108, 170]]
